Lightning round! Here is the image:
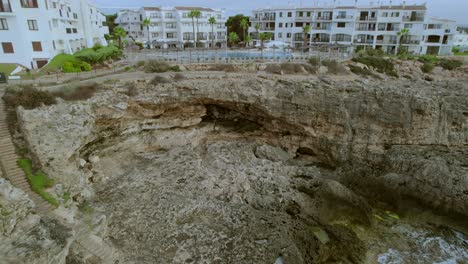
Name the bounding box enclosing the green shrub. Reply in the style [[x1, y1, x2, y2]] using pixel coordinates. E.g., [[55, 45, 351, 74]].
[[135, 42, 144, 50], [2, 87, 56, 109], [438, 59, 463, 70], [452, 47, 460, 53], [40, 54, 77, 72], [418, 55, 439, 64], [62, 61, 81, 73], [421, 62, 434, 73], [18, 158, 59, 207], [80, 61, 92, 71], [308, 57, 320, 66], [151, 76, 171, 85], [54, 84, 98, 101], [360, 48, 385, 57], [145, 60, 180, 73], [349, 65, 381, 79], [74, 46, 122, 65], [322, 59, 347, 74], [352, 56, 398, 77], [135, 61, 145, 68], [92, 43, 103, 51]]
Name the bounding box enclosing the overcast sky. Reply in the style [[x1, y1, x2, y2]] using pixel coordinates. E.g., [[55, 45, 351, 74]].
[[94, 0, 468, 25]]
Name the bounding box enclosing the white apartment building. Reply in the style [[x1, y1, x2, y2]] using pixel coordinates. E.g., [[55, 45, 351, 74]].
[[249, 4, 456, 56], [116, 6, 227, 49], [454, 32, 468, 51], [0, 0, 109, 69]]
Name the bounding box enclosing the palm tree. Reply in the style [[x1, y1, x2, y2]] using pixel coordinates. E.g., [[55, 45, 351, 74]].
[[113, 26, 127, 49], [254, 23, 260, 44], [188, 10, 197, 48], [245, 35, 252, 47], [208, 16, 216, 49], [240, 18, 249, 46], [396, 28, 410, 55], [192, 10, 202, 48], [258, 32, 272, 49], [302, 25, 311, 51], [141, 18, 151, 48], [228, 32, 239, 47]]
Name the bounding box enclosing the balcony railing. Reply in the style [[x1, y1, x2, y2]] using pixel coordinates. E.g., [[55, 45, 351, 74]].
[[401, 40, 420, 45], [261, 16, 275, 21], [359, 17, 377, 21], [356, 28, 376, 31], [312, 26, 331, 30], [376, 39, 397, 44], [312, 38, 330, 43], [0, 0, 12, 12], [335, 15, 353, 19], [261, 27, 275, 31], [316, 16, 332, 21], [402, 16, 424, 22], [354, 39, 374, 44]]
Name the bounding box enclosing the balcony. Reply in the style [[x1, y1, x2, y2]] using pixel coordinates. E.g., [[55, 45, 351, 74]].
[[401, 40, 420, 45], [356, 28, 376, 31], [335, 15, 353, 20], [354, 39, 374, 44], [359, 17, 377, 21], [315, 16, 332, 21], [402, 16, 424, 22], [20, 0, 38, 8], [376, 39, 397, 44], [261, 16, 275, 21], [312, 38, 330, 43], [312, 27, 331, 31], [0, 0, 12, 12]]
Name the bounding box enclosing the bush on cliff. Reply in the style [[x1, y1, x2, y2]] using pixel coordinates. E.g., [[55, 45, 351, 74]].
[[352, 56, 398, 77], [2, 87, 56, 109], [438, 59, 463, 71], [54, 84, 98, 101], [421, 62, 435, 73], [145, 60, 181, 73]]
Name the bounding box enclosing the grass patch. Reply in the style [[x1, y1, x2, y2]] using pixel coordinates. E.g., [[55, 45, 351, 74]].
[[17, 158, 59, 207], [0, 63, 18, 76], [40, 54, 77, 72]]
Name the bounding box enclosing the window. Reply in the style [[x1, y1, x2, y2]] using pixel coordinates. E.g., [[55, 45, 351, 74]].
[[382, 12, 388, 17], [307, 12, 311, 17], [287, 12, 292, 17], [279, 23, 283, 28], [67, 6, 70, 12], [2, 42, 14, 53], [391, 12, 400, 17], [52, 40, 56, 49], [298, 11, 303, 17], [73, 13, 77, 19], [32, 41, 42, 51], [166, 23, 176, 29], [152, 32, 158, 38], [151, 13, 159, 18], [378, 23, 386, 31], [66, 28, 71, 33], [279, 12, 282, 17], [166, 32, 174, 38], [27, 20, 38, 30], [20, 0, 38, 8], [278, 32, 282, 38], [165, 13, 173, 19], [337, 22, 345, 28], [72, 28, 77, 33], [286, 33, 291, 38], [52, 2, 56, 8], [0, 18, 8, 30], [404, 23, 412, 29]]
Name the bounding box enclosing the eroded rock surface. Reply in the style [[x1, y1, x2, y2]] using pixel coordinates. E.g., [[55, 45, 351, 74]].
[[16, 74, 468, 263]]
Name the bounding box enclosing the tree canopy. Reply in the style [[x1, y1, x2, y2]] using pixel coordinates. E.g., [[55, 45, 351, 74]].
[[227, 14, 250, 42]]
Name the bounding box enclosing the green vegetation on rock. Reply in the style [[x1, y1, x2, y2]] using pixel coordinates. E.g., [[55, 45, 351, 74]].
[[352, 56, 398, 77], [17, 158, 59, 207], [0, 63, 18, 76]]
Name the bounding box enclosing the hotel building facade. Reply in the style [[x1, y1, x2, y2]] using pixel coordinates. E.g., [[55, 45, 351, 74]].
[[249, 4, 456, 55], [0, 0, 109, 69], [116, 6, 227, 49]]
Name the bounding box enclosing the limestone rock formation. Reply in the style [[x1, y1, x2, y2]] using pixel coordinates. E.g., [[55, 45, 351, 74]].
[[15, 74, 468, 263]]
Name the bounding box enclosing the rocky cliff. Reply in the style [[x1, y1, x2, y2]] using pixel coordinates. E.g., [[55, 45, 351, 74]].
[[16, 74, 468, 263]]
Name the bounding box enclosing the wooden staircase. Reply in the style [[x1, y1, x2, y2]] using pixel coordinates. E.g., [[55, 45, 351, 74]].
[[0, 89, 117, 263]]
